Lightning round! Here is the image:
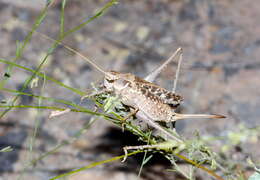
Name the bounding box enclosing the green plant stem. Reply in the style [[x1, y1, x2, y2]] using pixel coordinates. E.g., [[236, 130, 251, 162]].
[[50, 150, 142, 180], [0, 104, 115, 119], [0, 58, 85, 96], [1, 88, 84, 109]]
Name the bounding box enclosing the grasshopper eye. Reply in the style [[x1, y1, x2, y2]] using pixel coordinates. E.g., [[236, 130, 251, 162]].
[[106, 78, 114, 83]]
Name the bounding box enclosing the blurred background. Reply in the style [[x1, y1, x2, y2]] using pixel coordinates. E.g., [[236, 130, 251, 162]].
[[0, 0, 259, 179]]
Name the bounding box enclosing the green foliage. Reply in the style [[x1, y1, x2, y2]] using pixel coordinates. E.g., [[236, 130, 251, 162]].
[[0, 146, 13, 153]]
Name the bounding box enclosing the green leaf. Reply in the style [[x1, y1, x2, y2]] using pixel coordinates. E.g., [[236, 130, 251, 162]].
[[0, 146, 13, 152], [142, 155, 153, 165]]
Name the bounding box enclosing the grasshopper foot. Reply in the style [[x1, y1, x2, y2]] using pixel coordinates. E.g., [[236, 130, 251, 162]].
[[122, 147, 128, 162], [121, 122, 126, 132]]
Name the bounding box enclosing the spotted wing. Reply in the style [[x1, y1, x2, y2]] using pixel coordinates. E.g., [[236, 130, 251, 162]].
[[135, 76, 183, 108]]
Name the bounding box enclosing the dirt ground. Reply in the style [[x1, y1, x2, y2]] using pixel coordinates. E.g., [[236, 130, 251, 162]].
[[0, 0, 259, 179]]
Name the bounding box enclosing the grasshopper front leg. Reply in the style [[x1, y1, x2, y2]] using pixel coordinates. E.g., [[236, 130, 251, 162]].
[[121, 107, 139, 132], [81, 83, 113, 102]]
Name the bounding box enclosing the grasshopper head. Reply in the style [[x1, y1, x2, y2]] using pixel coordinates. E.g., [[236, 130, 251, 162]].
[[104, 71, 135, 91], [103, 71, 119, 90]]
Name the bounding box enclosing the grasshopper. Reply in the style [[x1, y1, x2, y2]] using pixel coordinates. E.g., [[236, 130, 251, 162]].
[[81, 47, 225, 140]]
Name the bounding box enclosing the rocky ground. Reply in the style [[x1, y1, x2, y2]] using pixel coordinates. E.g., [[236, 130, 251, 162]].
[[0, 0, 259, 179]]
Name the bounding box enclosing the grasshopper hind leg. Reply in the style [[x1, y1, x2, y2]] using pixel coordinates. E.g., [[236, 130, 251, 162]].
[[144, 48, 183, 84], [172, 49, 183, 93]]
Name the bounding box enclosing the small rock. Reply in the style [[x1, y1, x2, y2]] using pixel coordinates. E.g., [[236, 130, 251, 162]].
[[136, 26, 150, 41], [114, 22, 128, 33]]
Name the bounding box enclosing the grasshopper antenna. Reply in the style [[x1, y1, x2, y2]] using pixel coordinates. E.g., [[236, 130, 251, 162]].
[[23, 27, 110, 76], [59, 42, 108, 76]]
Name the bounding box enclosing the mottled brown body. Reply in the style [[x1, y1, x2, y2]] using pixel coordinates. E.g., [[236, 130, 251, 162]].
[[82, 48, 225, 141], [105, 71, 182, 123]]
